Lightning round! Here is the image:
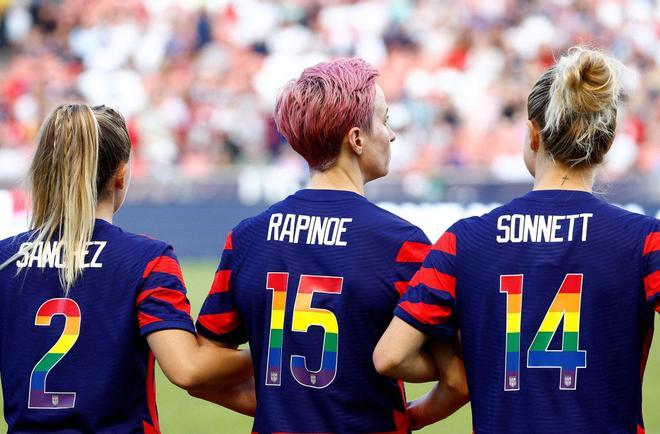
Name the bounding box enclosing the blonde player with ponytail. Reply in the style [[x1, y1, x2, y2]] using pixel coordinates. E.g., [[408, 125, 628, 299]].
[[0, 104, 254, 433], [376, 47, 659, 432]]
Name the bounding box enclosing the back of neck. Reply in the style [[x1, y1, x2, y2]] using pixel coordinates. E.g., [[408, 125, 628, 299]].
[[533, 160, 594, 193], [95, 199, 114, 224], [307, 166, 365, 196]]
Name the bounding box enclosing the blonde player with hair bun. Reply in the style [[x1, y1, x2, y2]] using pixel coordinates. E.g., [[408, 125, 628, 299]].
[[525, 46, 626, 178], [376, 47, 659, 433], [0, 104, 254, 433]]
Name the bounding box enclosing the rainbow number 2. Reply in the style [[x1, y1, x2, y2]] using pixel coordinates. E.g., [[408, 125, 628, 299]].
[[501, 274, 586, 391], [28, 298, 81, 409], [265, 273, 342, 389]]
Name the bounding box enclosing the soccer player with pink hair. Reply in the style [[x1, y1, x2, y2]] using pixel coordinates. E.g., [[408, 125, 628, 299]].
[[194, 58, 468, 432]]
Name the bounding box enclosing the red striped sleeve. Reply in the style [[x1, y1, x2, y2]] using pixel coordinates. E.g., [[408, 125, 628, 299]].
[[224, 232, 233, 250], [142, 255, 184, 283], [136, 287, 191, 314], [410, 267, 456, 298], [209, 270, 232, 294], [144, 352, 160, 434], [643, 232, 659, 256], [644, 270, 659, 301], [398, 300, 452, 325], [198, 312, 241, 335], [394, 281, 409, 296], [138, 311, 163, 329], [432, 232, 456, 255], [396, 241, 431, 263], [143, 419, 159, 433]]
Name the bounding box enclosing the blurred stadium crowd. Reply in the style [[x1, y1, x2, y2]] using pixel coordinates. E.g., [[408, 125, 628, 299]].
[[0, 0, 657, 185]]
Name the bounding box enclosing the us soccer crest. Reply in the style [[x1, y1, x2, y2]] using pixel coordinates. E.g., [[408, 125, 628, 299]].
[[564, 375, 572, 387], [508, 376, 517, 388], [52, 395, 59, 406], [310, 374, 317, 385], [270, 372, 278, 383]]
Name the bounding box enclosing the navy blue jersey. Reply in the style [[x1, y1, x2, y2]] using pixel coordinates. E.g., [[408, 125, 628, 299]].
[[0, 219, 195, 433], [396, 190, 659, 434], [197, 189, 431, 433]]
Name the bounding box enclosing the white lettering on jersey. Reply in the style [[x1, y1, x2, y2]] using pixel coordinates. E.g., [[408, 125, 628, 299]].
[[267, 213, 352, 246], [496, 213, 592, 243], [15, 241, 106, 269]]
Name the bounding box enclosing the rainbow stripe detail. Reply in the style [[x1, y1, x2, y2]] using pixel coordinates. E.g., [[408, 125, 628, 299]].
[[28, 298, 81, 409], [265, 273, 288, 386], [500, 275, 523, 391], [290, 275, 342, 389], [527, 274, 586, 390]]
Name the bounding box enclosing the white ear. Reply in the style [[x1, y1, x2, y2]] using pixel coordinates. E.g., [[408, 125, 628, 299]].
[[347, 127, 362, 156], [527, 120, 540, 153]]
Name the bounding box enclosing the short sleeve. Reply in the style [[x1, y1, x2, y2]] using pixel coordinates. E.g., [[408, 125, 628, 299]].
[[394, 229, 458, 340], [196, 231, 247, 345], [137, 246, 195, 336], [391, 227, 432, 297], [643, 221, 660, 313]]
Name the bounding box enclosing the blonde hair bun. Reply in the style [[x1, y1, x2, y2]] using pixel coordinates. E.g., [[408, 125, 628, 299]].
[[556, 47, 622, 115], [527, 46, 627, 167]]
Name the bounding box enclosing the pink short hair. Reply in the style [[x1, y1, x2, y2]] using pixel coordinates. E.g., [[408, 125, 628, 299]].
[[274, 58, 379, 170]]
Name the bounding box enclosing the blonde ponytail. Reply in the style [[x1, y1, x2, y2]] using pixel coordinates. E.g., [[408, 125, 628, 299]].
[[0, 105, 131, 293], [528, 47, 626, 167], [28, 104, 100, 294]]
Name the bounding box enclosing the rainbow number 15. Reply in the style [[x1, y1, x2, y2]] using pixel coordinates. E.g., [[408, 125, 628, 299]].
[[500, 274, 586, 391], [265, 273, 342, 389], [28, 298, 81, 409]]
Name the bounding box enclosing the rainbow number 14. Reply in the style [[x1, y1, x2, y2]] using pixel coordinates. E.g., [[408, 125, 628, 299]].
[[500, 274, 587, 391], [265, 273, 342, 389]]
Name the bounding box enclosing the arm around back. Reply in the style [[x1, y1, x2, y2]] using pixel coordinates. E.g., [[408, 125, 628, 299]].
[[373, 316, 434, 381], [185, 335, 256, 415], [136, 243, 252, 392], [146, 330, 253, 391], [407, 337, 469, 430], [188, 378, 256, 416]]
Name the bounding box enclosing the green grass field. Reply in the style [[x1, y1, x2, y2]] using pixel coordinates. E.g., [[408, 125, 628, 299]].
[[2, 260, 658, 433]]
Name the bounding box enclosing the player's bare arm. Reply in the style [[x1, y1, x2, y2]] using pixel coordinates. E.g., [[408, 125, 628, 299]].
[[374, 316, 435, 381], [189, 378, 257, 417], [406, 338, 469, 429], [186, 336, 256, 415], [146, 330, 253, 392], [374, 317, 469, 427]]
